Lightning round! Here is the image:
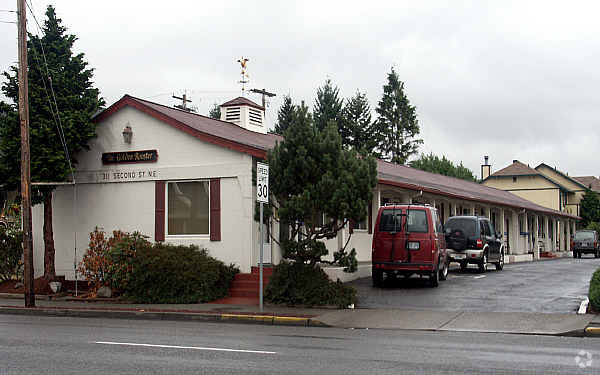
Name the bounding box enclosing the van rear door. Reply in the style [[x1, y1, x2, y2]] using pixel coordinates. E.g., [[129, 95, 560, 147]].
[[373, 208, 408, 263], [404, 209, 432, 264]]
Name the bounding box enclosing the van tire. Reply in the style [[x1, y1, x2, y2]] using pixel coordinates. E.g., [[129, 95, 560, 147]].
[[372, 269, 383, 287], [439, 259, 448, 281], [429, 265, 440, 287]]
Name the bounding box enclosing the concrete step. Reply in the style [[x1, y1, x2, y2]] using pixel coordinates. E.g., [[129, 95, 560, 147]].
[[230, 288, 260, 298]]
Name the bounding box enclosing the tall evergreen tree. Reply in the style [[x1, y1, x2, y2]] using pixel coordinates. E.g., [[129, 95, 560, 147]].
[[271, 95, 294, 135], [208, 103, 221, 119], [313, 79, 344, 135], [375, 68, 422, 164], [342, 90, 380, 155], [409, 153, 476, 182], [0, 5, 104, 279]]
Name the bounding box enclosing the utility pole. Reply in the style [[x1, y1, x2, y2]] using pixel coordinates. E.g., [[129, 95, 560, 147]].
[[172, 92, 195, 112], [250, 88, 276, 109], [17, 0, 35, 307]]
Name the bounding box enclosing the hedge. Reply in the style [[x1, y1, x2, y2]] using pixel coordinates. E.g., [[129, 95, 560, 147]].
[[589, 268, 600, 311], [265, 261, 356, 308]]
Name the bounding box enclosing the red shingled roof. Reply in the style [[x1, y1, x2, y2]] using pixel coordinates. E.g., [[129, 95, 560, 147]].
[[221, 96, 264, 110], [378, 160, 578, 219], [93, 95, 577, 220], [93, 95, 281, 158]]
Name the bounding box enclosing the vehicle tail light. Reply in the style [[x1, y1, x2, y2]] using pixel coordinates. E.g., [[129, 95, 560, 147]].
[[476, 239, 483, 249]]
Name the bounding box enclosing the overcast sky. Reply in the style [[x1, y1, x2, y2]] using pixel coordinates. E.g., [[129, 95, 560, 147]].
[[1, 0, 599, 178]]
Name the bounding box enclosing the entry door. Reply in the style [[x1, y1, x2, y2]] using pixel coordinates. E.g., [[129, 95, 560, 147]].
[[505, 218, 510, 253], [259, 222, 272, 264]]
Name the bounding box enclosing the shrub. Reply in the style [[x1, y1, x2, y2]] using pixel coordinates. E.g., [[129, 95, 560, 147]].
[[123, 243, 239, 304], [78, 228, 126, 295], [105, 232, 149, 294], [265, 261, 357, 308], [589, 268, 600, 311], [0, 225, 23, 282]]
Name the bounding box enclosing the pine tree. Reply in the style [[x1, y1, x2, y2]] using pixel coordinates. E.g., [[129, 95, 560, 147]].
[[375, 68, 423, 164], [0, 5, 104, 280], [271, 95, 294, 135], [268, 106, 377, 270], [208, 103, 221, 119], [313, 79, 344, 135], [342, 90, 380, 155]]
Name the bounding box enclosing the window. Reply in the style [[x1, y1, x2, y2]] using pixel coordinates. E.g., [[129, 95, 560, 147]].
[[167, 181, 210, 235], [513, 176, 517, 183], [407, 210, 429, 233], [356, 216, 368, 230], [431, 209, 443, 234], [486, 221, 495, 237], [480, 221, 487, 236], [379, 209, 403, 232]]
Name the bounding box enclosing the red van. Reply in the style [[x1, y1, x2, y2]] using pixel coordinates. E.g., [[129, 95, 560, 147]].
[[371, 204, 448, 287]]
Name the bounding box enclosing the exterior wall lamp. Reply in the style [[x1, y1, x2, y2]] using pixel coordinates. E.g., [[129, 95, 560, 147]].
[[122, 125, 133, 144]]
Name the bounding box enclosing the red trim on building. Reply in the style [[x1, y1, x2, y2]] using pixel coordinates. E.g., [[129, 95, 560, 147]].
[[155, 180, 166, 242], [378, 179, 579, 219], [93, 96, 267, 159], [210, 179, 221, 241]]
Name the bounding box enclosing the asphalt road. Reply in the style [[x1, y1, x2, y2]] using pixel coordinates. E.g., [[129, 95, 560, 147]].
[[0, 314, 598, 374], [350, 257, 600, 313]]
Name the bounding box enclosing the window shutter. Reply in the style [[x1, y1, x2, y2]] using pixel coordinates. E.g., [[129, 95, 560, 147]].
[[368, 201, 373, 234], [155, 180, 165, 242], [210, 178, 221, 241]]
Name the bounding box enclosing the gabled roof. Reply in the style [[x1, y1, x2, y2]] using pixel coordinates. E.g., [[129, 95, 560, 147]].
[[91, 95, 577, 220], [488, 160, 539, 177], [93, 95, 281, 158], [535, 163, 589, 191], [220, 97, 264, 110], [483, 160, 570, 191], [378, 160, 578, 219], [574, 176, 600, 193]]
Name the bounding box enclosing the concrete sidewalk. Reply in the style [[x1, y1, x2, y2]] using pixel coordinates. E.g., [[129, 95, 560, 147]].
[[1, 295, 598, 336]]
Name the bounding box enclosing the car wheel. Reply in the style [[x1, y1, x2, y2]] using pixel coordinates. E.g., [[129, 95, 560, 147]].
[[372, 268, 383, 287], [478, 253, 488, 273], [578, 251, 582, 259], [429, 265, 439, 287], [439, 259, 449, 281], [460, 261, 468, 272], [495, 250, 504, 271]]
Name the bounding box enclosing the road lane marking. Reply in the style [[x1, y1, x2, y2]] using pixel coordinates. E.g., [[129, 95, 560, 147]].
[[473, 275, 486, 279], [95, 341, 277, 354]]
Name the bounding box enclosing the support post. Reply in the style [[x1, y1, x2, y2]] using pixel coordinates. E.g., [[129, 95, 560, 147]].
[[18, 0, 35, 307], [259, 202, 264, 312]]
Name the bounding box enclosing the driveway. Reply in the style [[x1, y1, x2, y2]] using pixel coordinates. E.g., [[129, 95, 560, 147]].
[[349, 257, 600, 313]]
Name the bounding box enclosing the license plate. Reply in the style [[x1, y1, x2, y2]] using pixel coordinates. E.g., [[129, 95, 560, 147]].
[[453, 254, 466, 259], [583, 243, 589, 247]]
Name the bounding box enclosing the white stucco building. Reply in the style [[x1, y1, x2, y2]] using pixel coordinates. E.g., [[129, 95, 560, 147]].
[[31, 94, 579, 280]]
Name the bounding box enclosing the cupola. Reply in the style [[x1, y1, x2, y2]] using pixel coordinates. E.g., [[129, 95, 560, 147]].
[[220, 97, 266, 134]]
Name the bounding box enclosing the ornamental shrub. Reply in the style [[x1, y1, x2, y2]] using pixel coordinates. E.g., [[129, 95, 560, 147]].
[[105, 232, 149, 294], [0, 225, 23, 282], [589, 268, 600, 311], [265, 261, 357, 308], [123, 243, 239, 304], [78, 228, 127, 296]]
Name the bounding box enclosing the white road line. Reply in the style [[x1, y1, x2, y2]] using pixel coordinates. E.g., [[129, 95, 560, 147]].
[[473, 275, 486, 279], [95, 341, 277, 354]]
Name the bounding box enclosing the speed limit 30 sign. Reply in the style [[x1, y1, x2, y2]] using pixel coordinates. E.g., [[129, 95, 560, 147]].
[[257, 162, 269, 203]]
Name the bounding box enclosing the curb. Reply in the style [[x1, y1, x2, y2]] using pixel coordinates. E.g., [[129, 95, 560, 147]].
[[0, 306, 328, 327], [584, 326, 600, 336]]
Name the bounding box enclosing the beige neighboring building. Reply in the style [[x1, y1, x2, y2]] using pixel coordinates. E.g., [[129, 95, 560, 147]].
[[482, 160, 591, 217]]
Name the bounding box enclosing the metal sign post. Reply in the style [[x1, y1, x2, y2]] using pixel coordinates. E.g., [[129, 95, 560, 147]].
[[256, 163, 269, 311]]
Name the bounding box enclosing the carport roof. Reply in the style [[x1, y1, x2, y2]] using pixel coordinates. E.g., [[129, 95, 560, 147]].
[[377, 160, 578, 219]]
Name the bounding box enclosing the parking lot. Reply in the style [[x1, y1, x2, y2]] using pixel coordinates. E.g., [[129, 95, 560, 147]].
[[350, 257, 600, 313]]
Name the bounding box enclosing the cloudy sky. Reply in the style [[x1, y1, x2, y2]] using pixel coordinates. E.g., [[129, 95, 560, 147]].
[[1, 0, 599, 177]]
